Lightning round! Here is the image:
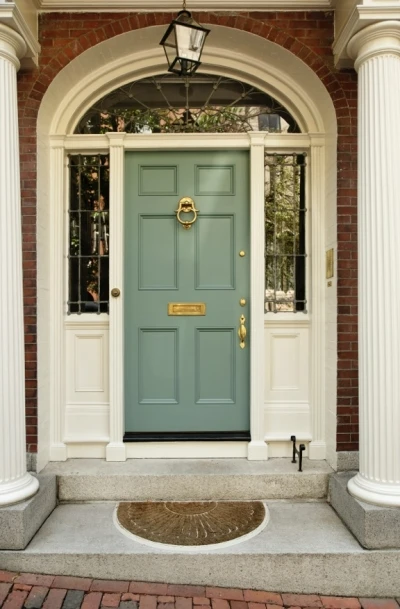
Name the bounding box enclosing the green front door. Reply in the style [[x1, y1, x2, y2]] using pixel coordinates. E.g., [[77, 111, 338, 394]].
[[124, 150, 250, 438]]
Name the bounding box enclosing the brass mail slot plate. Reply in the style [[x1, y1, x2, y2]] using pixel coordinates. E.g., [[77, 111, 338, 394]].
[[168, 303, 206, 316]]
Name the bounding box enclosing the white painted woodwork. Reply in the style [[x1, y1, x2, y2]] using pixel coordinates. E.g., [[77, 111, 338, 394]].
[[0, 24, 39, 505], [0, 0, 40, 67], [264, 320, 311, 448], [49, 139, 67, 462], [65, 319, 110, 444], [248, 133, 269, 460], [309, 136, 327, 460], [36, 26, 336, 463], [347, 21, 400, 507], [106, 134, 126, 461], [334, 2, 400, 67], [37, 0, 333, 11]]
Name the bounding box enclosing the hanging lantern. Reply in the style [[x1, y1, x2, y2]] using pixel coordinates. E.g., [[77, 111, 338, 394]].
[[160, 3, 210, 77]]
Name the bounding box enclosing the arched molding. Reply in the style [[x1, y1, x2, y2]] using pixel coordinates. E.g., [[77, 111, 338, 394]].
[[36, 25, 337, 137]]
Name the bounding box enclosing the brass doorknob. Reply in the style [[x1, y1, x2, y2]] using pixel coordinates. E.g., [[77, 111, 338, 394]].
[[111, 288, 121, 298]]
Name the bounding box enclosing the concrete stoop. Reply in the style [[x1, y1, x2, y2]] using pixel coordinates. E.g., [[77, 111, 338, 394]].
[[43, 458, 333, 502], [1, 459, 400, 597], [1, 501, 400, 597]]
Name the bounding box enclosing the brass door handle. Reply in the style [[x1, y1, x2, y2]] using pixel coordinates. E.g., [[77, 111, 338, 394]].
[[238, 315, 247, 349]]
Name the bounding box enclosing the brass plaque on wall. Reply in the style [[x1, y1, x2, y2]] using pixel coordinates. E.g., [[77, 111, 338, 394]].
[[168, 303, 206, 316], [326, 248, 334, 279]]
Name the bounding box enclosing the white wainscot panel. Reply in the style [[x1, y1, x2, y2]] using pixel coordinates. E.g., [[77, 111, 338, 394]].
[[65, 319, 110, 443], [264, 320, 311, 454]]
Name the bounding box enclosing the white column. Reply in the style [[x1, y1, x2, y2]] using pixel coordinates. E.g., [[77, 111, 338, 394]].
[[248, 133, 269, 460], [347, 21, 400, 507], [106, 133, 126, 461], [0, 24, 39, 506]]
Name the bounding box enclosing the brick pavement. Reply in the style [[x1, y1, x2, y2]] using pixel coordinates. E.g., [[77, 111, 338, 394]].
[[0, 572, 399, 609]]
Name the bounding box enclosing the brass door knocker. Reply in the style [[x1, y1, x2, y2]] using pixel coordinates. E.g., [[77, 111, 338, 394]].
[[176, 196, 199, 230]]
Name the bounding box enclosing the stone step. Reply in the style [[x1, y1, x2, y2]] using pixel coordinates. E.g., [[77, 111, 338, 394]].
[[1, 500, 400, 597], [43, 458, 332, 502]]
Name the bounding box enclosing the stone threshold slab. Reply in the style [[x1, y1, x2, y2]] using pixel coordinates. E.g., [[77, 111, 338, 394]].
[[1, 501, 400, 597], [43, 458, 333, 501]]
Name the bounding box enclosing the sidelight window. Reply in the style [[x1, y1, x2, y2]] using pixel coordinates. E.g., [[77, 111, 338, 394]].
[[68, 154, 110, 314], [264, 153, 307, 313]]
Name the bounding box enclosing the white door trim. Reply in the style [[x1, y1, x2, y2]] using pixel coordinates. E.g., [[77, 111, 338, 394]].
[[51, 131, 316, 461]]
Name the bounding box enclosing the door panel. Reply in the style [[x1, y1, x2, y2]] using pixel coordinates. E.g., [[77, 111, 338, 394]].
[[124, 150, 249, 435]]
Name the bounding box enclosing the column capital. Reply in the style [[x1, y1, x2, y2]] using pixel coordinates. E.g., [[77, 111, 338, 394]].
[[348, 21, 400, 72], [0, 22, 26, 69]]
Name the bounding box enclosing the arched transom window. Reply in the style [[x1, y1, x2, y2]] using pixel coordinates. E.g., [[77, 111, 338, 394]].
[[75, 73, 301, 135]]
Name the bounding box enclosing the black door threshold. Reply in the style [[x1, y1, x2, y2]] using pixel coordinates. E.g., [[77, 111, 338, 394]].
[[124, 431, 251, 442]]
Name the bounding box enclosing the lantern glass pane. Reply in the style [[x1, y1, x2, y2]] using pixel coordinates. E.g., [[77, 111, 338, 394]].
[[175, 23, 204, 62], [164, 26, 177, 50]]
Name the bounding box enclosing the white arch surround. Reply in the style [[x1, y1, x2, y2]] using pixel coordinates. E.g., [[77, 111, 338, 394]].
[[36, 25, 338, 469]]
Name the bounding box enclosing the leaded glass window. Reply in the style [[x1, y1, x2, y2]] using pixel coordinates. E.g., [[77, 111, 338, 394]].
[[68, 155, 110, 314], [265, 153, 307, 313], [74, 73, 300, 135]]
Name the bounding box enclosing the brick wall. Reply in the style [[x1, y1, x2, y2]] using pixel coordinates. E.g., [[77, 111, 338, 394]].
[[18, 10, 358, 454]]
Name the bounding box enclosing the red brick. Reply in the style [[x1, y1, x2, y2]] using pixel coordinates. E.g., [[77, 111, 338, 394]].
[[282, 595, 322, 608], [82, 592, 103, 609], [231, 602, 248, 609], [2, 589, 29, 609], [0, 583, 12, 605], [122, 593, 141, 601], [24, 586, 49, 608], [140, 595, 158, 609], [91, 580, 129, 594], [360, 601, 400, 609], [320, 599, 361, 609], [131, 583, 168, 595], [15, 573, 54, 587], [13, 584, 32, 591], [158, 604, 175, 609], [206, 588, 244, 601], [158, 597, 175, 603], [168, 586, 206, 597], [245, 592, 283, 605], [52, 575, 92, 591], [248, 604, 267, 609], [177, 599, 193, 609], [194, 599, 210, 605], [0, 572, 17, 583], [101, 592, 121, 607], [42, 588, 67, 609], [211, 600, 230, 609]]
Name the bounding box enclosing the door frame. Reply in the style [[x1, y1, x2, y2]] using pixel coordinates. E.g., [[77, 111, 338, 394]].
[[49, 129, 322, 462], [99, 131, 314, 461]]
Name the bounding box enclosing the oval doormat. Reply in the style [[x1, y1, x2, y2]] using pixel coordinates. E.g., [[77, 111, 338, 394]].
[[115, 501, 269, 549]]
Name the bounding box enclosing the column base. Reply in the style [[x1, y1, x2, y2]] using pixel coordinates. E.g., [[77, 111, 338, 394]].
[[106, 442, 126, 462], [348, 472, 400, 508], [247, 441, 269, 461], [0, 472, 39, 507]]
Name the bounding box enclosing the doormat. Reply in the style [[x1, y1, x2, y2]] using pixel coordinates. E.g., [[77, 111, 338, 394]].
[[115, 501, 269, 549]]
